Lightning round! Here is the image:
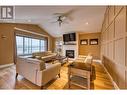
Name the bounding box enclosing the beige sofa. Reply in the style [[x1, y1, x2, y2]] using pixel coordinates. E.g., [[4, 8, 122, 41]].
[[32, 51, 57, 62], [16, 56, 61, 89]]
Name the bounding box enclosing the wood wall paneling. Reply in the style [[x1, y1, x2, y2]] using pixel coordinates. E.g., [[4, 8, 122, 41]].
[[103, 31, 106, 42], [109, 42, 113, 60], [125, 37, 127, 67], [79, 33, 101, 59], [101, 6, 127, 89], [108, 22, 114, 41], [109, 6, 115, 24], [115, 7, 126, 39], [116, 65, 126, 88], [103, 19, 106, 31], [105, 9, 109, 29], [106, 29, 109, 42], [126, 71, 127, 88], [106, 43, 109, 57], [115, 6, 123, 15], [114, 39, 125, 65]]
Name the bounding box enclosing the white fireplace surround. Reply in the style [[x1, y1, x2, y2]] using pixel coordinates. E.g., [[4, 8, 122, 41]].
[[62, 45, 78, 59]]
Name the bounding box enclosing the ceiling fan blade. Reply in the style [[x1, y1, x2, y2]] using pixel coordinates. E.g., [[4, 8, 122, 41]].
[[61, 9, 76, 21], [51, 9, 77, 26]]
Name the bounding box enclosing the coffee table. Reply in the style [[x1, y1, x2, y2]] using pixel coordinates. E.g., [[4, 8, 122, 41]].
[[52, 56, 67, 64]]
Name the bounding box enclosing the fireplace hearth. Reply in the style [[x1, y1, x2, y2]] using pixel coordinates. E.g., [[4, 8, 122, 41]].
[[66, 50, 75, 58]]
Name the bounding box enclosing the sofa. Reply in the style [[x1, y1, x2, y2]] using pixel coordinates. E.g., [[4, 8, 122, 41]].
[[16, 56, 61, 89], [32, 51, 57, 62]]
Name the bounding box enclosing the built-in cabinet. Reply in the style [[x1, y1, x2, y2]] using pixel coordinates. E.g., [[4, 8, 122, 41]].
[[101, 6, 127, 89]]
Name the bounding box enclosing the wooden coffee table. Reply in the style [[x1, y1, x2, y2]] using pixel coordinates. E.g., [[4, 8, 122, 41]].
[[52, 56, 67, 64]]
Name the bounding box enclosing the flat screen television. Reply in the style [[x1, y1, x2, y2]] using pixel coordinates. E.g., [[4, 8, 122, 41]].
[[63, 34, 70, 42], [63, 33, 76, 42]]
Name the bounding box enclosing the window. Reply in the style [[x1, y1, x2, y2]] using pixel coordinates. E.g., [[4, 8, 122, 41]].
[[16, 36, 23, 55], [40, 40, 47, 51], [16, 35, 47, 55], [32, 39, 40, 52], [24, 37, 29, 54]]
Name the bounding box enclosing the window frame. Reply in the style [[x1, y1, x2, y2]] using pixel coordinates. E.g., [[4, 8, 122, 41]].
[[16, 35, 48, 56]]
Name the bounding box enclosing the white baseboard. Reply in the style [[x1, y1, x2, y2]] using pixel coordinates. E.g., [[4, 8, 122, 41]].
[[100, 63, 119, 90], [0, 63, 14, 69]]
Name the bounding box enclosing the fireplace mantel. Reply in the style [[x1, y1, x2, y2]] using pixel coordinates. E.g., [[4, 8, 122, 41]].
[[62, 44, 78, 59]]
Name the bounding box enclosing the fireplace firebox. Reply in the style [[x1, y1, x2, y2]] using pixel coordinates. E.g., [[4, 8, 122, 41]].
[[66, 50, 75, 58]]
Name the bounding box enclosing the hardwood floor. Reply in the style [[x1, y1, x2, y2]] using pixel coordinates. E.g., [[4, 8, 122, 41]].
[[0, 62, 114, 89]]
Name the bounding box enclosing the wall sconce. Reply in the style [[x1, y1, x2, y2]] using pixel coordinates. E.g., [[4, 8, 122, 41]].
[[1, 35, 7, 39]]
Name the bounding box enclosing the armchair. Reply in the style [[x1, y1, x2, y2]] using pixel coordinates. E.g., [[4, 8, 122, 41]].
[[16, 56, 61, 89]]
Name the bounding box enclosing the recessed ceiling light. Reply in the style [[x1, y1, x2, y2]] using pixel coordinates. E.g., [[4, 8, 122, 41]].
[[85, 22, 89, 25]]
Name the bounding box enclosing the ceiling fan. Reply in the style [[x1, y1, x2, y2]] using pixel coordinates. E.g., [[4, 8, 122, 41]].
[[52, 9, 75, 26]]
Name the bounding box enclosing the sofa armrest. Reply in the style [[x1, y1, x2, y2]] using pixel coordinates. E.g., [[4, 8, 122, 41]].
[[36, 62, 61, 86], [43, 62, 61, 73]]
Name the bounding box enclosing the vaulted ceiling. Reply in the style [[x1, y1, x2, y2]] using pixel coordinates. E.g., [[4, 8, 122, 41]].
[[0, 6, 106, 37]]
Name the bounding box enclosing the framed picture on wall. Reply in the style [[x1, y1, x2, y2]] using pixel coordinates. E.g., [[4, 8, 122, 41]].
[[80, 39, 88, 45], [89, 39, 98, 45]]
